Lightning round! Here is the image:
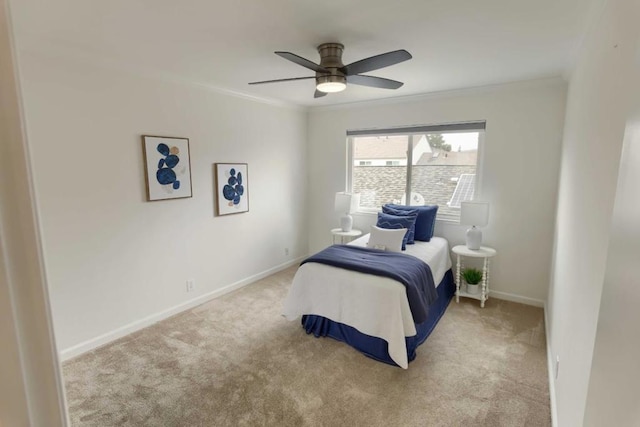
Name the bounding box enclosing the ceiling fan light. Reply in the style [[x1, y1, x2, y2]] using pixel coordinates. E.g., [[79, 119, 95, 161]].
[[317, 81, 346, 93], [316, 75, 346, 93]]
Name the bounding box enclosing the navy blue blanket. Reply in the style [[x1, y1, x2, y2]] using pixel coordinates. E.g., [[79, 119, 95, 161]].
[[301, 245, 437, 324]]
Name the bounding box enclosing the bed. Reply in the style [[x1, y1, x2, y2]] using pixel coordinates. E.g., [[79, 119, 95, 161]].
[[282, 233, 454, 369]]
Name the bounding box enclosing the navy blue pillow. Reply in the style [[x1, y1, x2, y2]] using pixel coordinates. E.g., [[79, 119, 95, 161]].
[[376, 212, 417, 250], [381, 206, 418, 244], [384, 204, 438, 242]]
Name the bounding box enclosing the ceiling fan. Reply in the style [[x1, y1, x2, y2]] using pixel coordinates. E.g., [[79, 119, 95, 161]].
[[249, 43, 412, 98]]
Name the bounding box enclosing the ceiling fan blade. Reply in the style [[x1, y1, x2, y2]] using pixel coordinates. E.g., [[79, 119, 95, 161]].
[[314, 89, 327, 98], [341, 49, 412, 75], [346, 74, 404, 89], [275, 51, 330, 73], [248, 76, 318, 85]]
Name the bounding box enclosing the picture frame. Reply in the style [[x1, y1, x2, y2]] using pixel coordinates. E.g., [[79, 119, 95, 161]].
[[214, 163, 249, 216], [142, 135, 192, 201]]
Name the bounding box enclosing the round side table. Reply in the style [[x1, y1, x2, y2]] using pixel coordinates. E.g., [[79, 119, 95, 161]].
[[452, 245, 497, 308], [331, 228, 362, 244]]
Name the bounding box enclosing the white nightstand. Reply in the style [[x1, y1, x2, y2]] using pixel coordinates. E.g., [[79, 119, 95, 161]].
[[331, 228, 362, 244], [452, 245, 497, 308]]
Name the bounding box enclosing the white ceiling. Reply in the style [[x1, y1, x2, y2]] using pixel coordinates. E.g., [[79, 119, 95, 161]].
[[10, 0, 595, 108]]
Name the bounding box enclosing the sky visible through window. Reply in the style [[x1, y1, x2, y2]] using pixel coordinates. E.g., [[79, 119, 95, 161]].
[[443, 133, 478, 151]]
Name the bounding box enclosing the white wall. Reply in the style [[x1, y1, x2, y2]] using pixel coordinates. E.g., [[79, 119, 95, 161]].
[[17, 51, 309, 355], [546, 0, 639, 424], [308, 78, 567, 303], [583, 57, 640, 425], [0, 1, 66, 425]]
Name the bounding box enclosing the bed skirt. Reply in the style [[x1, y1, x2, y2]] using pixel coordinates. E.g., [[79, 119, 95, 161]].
[[301, 269, 455, 367]]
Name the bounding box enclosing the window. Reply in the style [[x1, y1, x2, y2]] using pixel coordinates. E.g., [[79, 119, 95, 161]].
[[347, 122, 485, 222]]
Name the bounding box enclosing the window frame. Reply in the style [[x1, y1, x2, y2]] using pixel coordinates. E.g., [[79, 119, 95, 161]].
[[346, 123, 486, 223]]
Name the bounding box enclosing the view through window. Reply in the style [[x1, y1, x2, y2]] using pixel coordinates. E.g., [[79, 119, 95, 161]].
[[349, 127, 482, 221]]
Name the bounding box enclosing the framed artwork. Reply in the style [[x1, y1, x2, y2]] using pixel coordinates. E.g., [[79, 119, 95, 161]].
[[142, 135, 192, 201], [214, 163, 249, 216]]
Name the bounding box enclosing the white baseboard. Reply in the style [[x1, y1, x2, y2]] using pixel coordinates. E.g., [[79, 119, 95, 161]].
[[544, 302, 558, 427], [59, 256, 306, 361], [489, 290, 545, 307]]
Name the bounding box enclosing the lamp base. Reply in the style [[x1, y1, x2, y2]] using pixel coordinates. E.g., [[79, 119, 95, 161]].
[[466, 226, 482, 250], [340, 214, 353, 232]]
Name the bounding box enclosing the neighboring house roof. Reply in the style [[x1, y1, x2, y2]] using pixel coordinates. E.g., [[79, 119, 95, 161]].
[[353, 135, 433, 161], [353, 164, 476, 220], [353, 136, 409, 160], [416, 150, 477, 166]]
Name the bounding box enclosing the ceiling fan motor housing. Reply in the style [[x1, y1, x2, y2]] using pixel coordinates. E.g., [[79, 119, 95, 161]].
[[316, 43, 346, 87]]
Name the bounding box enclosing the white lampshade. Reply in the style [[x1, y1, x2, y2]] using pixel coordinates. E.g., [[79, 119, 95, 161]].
[[460, 201, 490, 227], [334, 192, 360, 214]]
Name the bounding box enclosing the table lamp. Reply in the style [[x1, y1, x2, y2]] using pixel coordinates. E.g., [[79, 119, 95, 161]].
[[335, 192, 360, 232], [460, 201, 490, 250]]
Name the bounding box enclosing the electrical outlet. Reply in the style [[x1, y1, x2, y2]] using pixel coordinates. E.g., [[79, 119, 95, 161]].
[[186, 279, 195, 293], [284, 247, 289, 256], [555, 356, 560, 380]]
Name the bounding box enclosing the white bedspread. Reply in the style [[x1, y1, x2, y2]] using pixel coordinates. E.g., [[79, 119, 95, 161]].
[[282, 236, 452, 369]]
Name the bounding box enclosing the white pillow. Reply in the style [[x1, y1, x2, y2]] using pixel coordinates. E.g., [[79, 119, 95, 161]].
[[366, 225, 406, 253]]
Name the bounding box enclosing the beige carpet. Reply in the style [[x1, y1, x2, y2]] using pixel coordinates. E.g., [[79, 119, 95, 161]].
[[63, 266, 551, 426]]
